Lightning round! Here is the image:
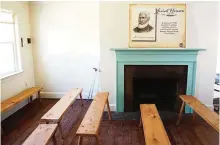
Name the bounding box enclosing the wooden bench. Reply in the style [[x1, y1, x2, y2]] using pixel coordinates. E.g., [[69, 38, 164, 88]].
[[41, 88, 83, 139], [22, 124, 58, 145], [139, 104, 171, 145], [176, 95, 220, 132], [76, 92, 112, 145], [1, 87, 42, 113]]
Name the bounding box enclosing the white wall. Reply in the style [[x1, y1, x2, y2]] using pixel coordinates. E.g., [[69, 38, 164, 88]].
[[29, 1, 100, 99], [1, 1, 35, 120], [100, 1, 220, 110]]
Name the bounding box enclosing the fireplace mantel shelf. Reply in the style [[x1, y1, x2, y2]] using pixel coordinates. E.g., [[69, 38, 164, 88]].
[[111, 48, 206, 51]]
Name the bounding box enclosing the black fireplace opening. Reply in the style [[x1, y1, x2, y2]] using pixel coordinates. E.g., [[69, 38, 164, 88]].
[[133, 77, 179, 112], [124, 65, 188, 112]]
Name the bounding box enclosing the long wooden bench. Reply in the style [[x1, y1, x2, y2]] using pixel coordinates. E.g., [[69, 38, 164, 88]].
[[76, 92, 112, 145], [1, 87, 42, 113], [41, 88, 83, 139], [22, 124, 58, 145], [139, 104, 171, 145], [176, 95, 220, 132]]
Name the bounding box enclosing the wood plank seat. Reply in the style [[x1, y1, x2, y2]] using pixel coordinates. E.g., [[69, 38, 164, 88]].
[[76, 92, 112, 145], [22, 124, 58, 145], [139, 104, 171, 145], [41, 88, 83, 138], [177, 95, 220, 132], [1, 87, 42, 113]]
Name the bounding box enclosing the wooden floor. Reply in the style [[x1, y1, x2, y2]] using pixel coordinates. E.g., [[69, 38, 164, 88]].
[[1, 99, 219, 145]]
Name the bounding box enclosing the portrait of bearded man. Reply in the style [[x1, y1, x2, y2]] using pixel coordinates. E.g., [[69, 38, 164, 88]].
[[133, 11, 153, 33]]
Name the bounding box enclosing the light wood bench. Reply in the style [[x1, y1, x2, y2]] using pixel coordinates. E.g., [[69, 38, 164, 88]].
[[22, 124, 58, 145], [176, 95, 220, 132], [41, 88, 83, 139], [1, 87, 42, 113], [139, 104, 171, 145], [76, 92, 112, 145]]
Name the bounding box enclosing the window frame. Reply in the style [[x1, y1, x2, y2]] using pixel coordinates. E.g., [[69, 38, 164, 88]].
[[0, 10, 23, 79]]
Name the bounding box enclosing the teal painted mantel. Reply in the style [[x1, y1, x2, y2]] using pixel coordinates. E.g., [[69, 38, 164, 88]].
[[111, 48, 206, 112]]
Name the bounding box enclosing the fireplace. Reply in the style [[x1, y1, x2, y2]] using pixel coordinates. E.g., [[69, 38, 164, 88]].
[[124, 65, 188, 112], [111, 48, 205, 112]]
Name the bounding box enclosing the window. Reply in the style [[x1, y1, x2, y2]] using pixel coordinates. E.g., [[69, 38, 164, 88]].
[[0, 10, 22, 79]]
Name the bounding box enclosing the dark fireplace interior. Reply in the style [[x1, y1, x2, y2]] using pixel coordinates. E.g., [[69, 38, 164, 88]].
[[124, 65, 188, 112]]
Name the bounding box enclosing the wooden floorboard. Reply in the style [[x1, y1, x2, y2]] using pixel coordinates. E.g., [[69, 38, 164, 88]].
[[1, 99, 219, 145]]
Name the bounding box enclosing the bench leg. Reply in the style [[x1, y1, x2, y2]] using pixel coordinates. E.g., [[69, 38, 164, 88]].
[[1, 127, 3, 135], [139, 117, 142, 128], [30, 95, 33, 102], [193, 110, 196, 122], [80, 93, 83, 106], [176, 101, 185, 126], [95, 134, 101, 145], [29, 95, 33, 103], [58, 122, 65, 139], [78, 136, 82, 145], [106, 99, 112, 121], [52, 134, 57, 145], [38, 91, 41, 102]]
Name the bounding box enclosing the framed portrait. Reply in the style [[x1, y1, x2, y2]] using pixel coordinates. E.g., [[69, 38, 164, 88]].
[[131, 7, 157, 42], [129, 4, 186, 48]]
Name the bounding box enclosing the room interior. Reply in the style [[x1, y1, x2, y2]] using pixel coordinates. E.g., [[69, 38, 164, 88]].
[[1, 1, 220, 145]]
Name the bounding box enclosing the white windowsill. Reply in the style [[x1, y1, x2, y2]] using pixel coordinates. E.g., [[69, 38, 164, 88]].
[[1, 70, 24, 82]]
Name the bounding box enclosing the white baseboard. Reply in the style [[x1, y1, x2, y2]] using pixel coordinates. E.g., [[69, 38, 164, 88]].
[[41, 91, 90, 99], [105, 104, 116, 112]]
